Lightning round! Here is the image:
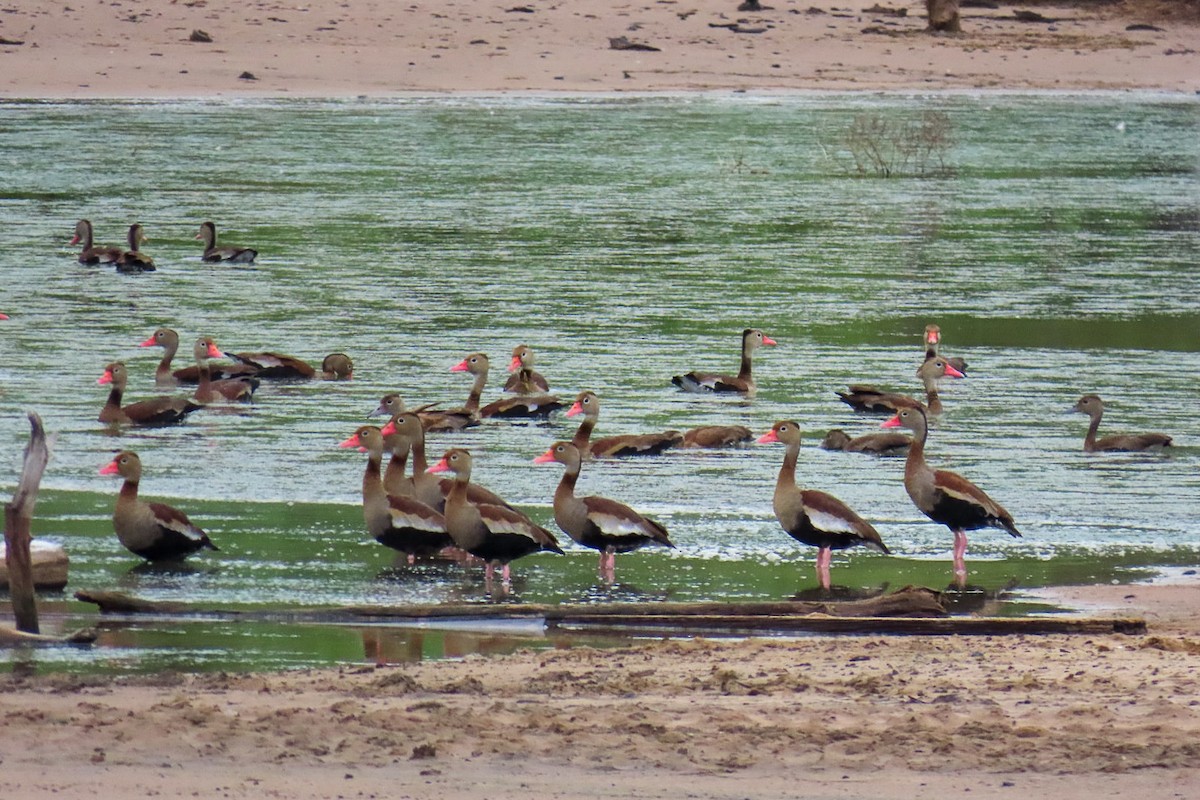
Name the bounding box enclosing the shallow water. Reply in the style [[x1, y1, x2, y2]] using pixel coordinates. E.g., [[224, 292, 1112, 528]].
[[1, 94, 1197, 672]]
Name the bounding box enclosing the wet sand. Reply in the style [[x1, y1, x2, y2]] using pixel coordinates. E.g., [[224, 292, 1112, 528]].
[[2, 580, 1199, 799]]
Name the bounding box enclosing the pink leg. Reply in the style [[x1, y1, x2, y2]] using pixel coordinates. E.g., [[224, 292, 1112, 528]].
[[484, 561, 495, 583], [407, 554, 416, 566], [952, 529, 969, 588], [817, 547, 832, 591], [602, 549, 616, 583], [501, 563, 512, 584]]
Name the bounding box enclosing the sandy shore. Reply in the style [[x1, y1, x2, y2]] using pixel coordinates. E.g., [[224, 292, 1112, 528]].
[[0, 1, 1197, 97], [2, 580, 1199, 799]]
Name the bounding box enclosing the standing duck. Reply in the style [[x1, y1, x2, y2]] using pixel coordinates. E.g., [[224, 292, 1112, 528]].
[[452, 352, 564, 419], [535, 441, 674, 580], [504, 345, 551, 394], [837, 357, 964, 415], [98, 362, 202, 426], [1073, 394, 1173, 452], [322, 353, 354, 380], [101, 450, 218, 560], [196, 221, 257, 263], [71, 219, 122, 265], [758, 421, 889, 591], [339, 425, 452, 561], [568, 391, 682, 458], [428, 448, 563, 584], [115, 223, 156, 273], [882, 404, 1021, 588], [380, 413, 512, 512], [820, 428, 910, 456], [192, 337, 259, 403], [678, 425, 754, 449], [372, 393, 478, 434], [671, 328, 777, 396], [139, 328, 260, 386], [923, 324, 967, 374]]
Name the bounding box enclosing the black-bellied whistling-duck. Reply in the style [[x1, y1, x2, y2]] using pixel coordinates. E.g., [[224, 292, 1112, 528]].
[[428, 448, 563, 583], [71, 219, 122, 265], [923, 324, 967, 374], [115, 223, 156, 273], [758, 421, 889, 591], [98, 362, 202, 426], [504, 344, 550, 394], [139, 328, 260, 386], [192, 337, 259, 403], [1073, 394, 1173, 453], [339, 425, 452, 561], [678, 425, 754, 449], [837, 357, 964, 415], [820, 428, 910, 456], [535, 441, 674, 580], [380, 413, 512, 512], [224, 350, 316, 380], [372, 393, 478, 434], [196, 221, 257, 263], [451, 352, 564, 419], [671, 328, 777, 396], [100, 450, 218, 560], [568, 391, 682, 458], [883, 404, 1021, 588], [322, 353, 354, 380]]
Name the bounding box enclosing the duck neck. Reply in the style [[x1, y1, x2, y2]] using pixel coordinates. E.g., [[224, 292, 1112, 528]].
[[923, 377, 943, 415], [1084, 411, 1102, 452], [116, 476, 139, 508], [738, 342, 753, 382], [104, 383, 124, 414], [155, 340, 178, 383], [775, 441, 799, 499], [201, 225, 216, 250], [362, 449, 385, 507], [904, 415, 931, 478], [555, 459, 581, 506], [463, 370, 487, 414], [571, 415, 596, 450]]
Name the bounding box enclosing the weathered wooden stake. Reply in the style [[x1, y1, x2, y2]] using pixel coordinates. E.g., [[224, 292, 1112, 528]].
[[4, 412, 51, 634]]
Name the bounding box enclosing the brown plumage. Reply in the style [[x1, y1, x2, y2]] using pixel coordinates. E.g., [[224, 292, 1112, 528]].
[[100, 451, 218, 561], [139, 328, 261, 386], [758, 421, 888, 591], [535, 441, 674, 579], [380, 413, 512, 513], [923, 324, 968, 374], [837, 357, 964, 415], [224, 350, 316, 380], [429, 448, 563, 584], [191, 337, 259, 403], [678, 425, 754, 449], [883, 405, 1021, 588], [321, 353, 354, 380], [503, 344, 550, 394], [372, 392, 477, 434], [98, 362, 202, 426], [115, 223, 156, 273], [568, 391, 682, 458], [671, 328, 777, 396], [71, 219, 122, 265], [1073, 394, 1173, 453], [451, 352, 564, 419], [820, 428, 910, 456], [339, 425, 452, 560], [196, 221, 257, 263]]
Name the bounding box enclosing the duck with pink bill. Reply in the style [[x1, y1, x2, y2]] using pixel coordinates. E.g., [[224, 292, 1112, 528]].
[[923, 324, 967, 374], [535, 441, 674, 581], [98, 362, 202, 426], [836, 357, 964, 415], [882, 404, 1021, 589], [427, 448, 563, 585], [758, 421, 889, 591], [101, 451, 218, 561], [450, 352, 564, 419], [503, 344, 550, 394], [671, 328, 776, 396]]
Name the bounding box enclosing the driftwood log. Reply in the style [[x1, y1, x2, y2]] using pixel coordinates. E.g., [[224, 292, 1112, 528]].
[[73, 586, 1146, 636], [4, 412, 51, 634], [0, 540, 69, 591]]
